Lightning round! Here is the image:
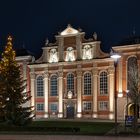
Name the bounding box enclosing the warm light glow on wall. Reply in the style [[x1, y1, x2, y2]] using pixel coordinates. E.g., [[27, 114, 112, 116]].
[[44, 114, 49, 118], [109, 113, 114, 120], [58, 114, 63, 118], [118, 93, 123, 98], [77, 113, 82, 118], [93, 114, 97, 118]]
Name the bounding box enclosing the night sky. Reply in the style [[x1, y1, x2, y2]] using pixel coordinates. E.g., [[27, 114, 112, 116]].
[[0, 0, 140, 57]]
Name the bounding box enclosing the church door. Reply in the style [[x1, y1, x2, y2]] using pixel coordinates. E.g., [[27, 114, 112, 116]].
[[66, 106, 74, 119]]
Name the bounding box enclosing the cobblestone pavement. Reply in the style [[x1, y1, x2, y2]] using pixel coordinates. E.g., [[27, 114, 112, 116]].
[[0, 135, 140, 140]]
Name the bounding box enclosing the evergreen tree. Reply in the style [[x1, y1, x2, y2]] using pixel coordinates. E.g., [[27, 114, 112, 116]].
[[0, 36, 34, 126]]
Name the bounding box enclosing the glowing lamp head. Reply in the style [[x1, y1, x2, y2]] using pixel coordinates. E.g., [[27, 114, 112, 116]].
[[111, 54, 121, 59], [110, 49, 121, 64]]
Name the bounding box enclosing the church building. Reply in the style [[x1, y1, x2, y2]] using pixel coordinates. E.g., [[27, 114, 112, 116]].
[[17, 25, 140, 120]]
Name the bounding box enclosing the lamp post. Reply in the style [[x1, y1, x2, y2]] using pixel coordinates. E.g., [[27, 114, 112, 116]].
[[126, 90, 129, 116], [110, 50, 121, 135]]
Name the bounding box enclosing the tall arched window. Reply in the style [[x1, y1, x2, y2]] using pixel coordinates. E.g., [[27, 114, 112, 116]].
[[67, 73, 74, 94], [100, 71, 108, 95], [36, 76, 44, 96], [127, 56, 138, 90], [50, 75, 58, 96], [84, 73, 92, 95]]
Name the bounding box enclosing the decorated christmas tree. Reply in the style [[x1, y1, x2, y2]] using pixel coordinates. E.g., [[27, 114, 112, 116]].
[[0, 36, 34, 125]]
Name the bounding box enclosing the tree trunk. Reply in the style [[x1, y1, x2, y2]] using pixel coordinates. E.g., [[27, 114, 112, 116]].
[[133, 102, 138, 134]]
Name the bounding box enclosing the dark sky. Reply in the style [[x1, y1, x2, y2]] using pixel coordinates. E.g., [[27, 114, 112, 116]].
[[0, 0, 140, 57]]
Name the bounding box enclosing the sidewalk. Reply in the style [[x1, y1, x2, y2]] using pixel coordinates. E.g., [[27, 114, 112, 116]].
[[106, 123, 140, 135]]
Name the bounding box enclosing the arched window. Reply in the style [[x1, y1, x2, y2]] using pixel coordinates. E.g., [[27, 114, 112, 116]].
[[100, 71, 108, 95], [67, 73, 74, 94], [50, 75, 58, 96], [36, 76, 44, 96], [127, 57, 138, 90], [84, 73, 92, 95]]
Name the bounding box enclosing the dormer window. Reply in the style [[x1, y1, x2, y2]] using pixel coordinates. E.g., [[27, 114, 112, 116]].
[[65, 47, 75, 62], [49, 48, 58, 63], [82, 45, 92, 60]]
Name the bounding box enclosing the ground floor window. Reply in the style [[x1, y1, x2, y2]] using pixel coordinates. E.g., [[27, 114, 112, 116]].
[[36, 103, 44, 111], [83, 101, 92, 111], [99, 101, 108, 111], [49, 103, 58, 113]]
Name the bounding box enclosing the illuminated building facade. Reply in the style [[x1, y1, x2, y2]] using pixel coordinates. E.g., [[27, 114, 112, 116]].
[[17, 25, 140, 120]]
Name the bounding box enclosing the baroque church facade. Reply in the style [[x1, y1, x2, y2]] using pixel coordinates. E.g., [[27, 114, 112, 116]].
[[17, 25, 140, 120]]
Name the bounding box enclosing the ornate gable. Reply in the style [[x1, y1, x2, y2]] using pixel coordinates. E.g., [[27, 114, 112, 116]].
[[60, 24, 79, 36]]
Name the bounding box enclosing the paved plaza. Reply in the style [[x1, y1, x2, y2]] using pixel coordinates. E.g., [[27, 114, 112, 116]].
[[0, 135, 140, 140]]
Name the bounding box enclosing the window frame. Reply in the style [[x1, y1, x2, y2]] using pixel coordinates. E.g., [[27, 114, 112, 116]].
[[83, 101, 92, 111], [36, 75, 44, 97], [50, 75, 58, 96], [49, 102, 58, 113], [36, 103, 44, 112], [67, 73, 74, 94], [83, 72, 92, 95], [99, 71, 108, 95], [98, 101, 108, 111]]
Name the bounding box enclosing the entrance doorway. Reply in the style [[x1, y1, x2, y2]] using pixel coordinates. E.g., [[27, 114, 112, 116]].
[[127, 103, 139, 118], [66, 106, 74, 119]]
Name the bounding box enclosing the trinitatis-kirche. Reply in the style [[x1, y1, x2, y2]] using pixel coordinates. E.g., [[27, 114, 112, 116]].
[[16, 25, 140, 120]]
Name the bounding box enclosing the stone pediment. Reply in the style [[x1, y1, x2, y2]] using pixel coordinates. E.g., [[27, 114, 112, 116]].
[[60, 24, 79, 36]]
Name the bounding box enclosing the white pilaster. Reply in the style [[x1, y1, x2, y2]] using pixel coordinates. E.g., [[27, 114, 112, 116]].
[[92, 68, 98, 118], [118, 59, 122, 94], [76, 65, 82, 118], [109, 67, 115, 119], [30, 72, 35, 108], [58, 68, 63, 118], [43, 71, 49, 118]]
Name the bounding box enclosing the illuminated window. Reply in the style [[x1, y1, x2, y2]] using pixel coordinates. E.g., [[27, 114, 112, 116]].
[[49, 48, 58, 63], [65, 47, 75, 62], [82, 45, 92, 60], [36, 76, 44, 96], [100, 72, 108, 95], [50, 103, 58, 112], [83, 101, 92, 111], [67, 73, 74, 94], [99, 101, 108, 111], [50, 75, 58, 96], [36, 103, 44, 111], [84, 73, 91, 95]]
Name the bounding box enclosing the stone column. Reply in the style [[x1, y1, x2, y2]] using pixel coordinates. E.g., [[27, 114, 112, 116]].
[[108, 67, 115, 119], [43, 70, 49, 118], [118, 59, 122, 94], [76, 65, 82, 118], [58, 67, 63, 118], [92, 67, 98, 118], [30, 71, 36, 108]]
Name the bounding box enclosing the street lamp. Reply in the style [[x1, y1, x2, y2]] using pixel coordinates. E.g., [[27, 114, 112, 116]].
[[126, 90, 129, 116], [110, 49, 121, 135]]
